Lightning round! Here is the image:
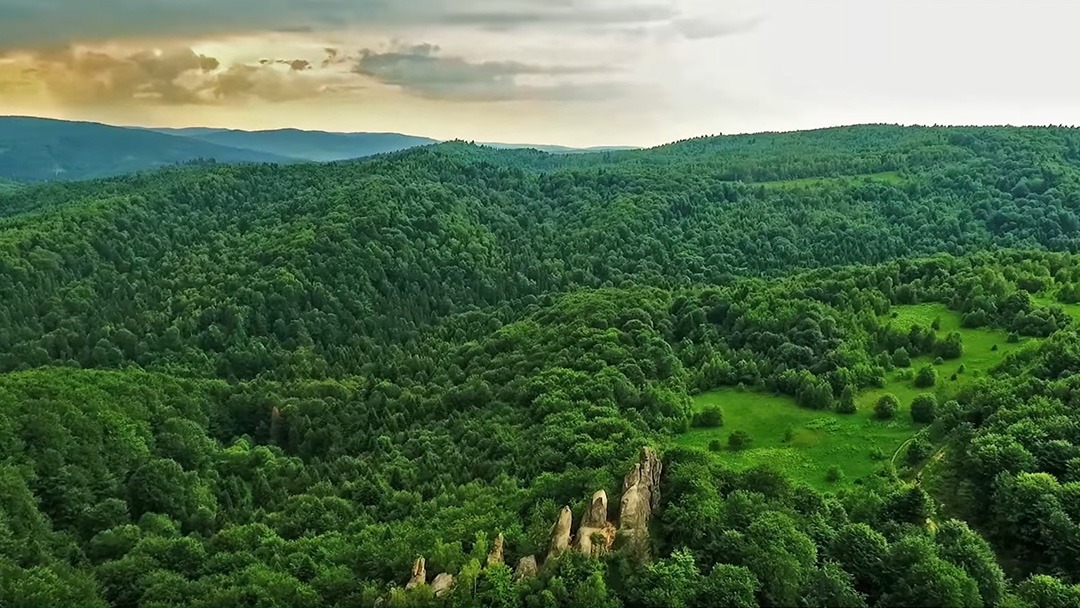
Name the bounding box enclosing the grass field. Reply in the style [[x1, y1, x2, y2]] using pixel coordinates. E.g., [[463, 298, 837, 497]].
[[676, 303, 1034, 490]]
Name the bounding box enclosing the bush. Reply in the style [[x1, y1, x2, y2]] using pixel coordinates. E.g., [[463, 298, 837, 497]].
[[991, 344, 999, 352], [875, 394, 900, 420], [914, 364, 937, 388], [1007, 332, 1021, 344], [891, 348, 911, 368], [933, 356, 945, 365], [782, 427, 795, 443], [957, 364, 966, 374], [708, 439, 724, 452], [837, 386, 857, 414], [692, 405, 724, 428], [906, 436, 932, 465], [728, 430, 752, 451], [825, 465, 844, 483], [911, 394, 937, 423], [936, 331, 964, 359]]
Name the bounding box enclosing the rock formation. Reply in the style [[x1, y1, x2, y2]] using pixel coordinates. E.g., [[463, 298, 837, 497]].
[[487, 533, 505, 566], [514, 555, 539, 581], [619, 447, 663, 536], [431, 572, 455, 597], [405, 557, 426, 589], [574, 490, 617, 557], [547, 505, 573, 561]]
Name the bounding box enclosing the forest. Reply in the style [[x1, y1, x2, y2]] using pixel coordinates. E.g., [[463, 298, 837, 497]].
[[4, 125, 1080, 606]]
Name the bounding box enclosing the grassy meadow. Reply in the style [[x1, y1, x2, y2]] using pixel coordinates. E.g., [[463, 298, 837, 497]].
[[676, 303, 1037, 490]]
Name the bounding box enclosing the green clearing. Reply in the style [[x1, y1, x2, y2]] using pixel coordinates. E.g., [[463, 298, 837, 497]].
[[676, 303, 1034, 490], [755, 171, 904, 190]]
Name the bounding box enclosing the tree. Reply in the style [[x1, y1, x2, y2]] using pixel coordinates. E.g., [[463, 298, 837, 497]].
[[1015, 575, 1080, 608], [906, 437, 932, 465], [914, 364, 938, 388], [627, 549, 700, 608], [891, 348, 911, 368], [875, 394, 900, 420], [801, 562, 867, 608], [690, 564, 759, 608], [911, 394, 937, 423], [729, 431, 753, 451], [830, 524, 889, 602], [936, 332, 964, 359], [935, 520, 1006, 606], [692, 406, 724, 428], [837, 386, 857, 414]]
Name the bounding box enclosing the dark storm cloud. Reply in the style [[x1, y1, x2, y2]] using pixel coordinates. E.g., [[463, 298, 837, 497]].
[[352, 43, 606, 101], [0, 0, 703, 49]]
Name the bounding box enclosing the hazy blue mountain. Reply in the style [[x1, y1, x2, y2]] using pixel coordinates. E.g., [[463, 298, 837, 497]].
[[478, 142, 638, 153], [0, 117, 291, 182], [153, 127, 439, 162]]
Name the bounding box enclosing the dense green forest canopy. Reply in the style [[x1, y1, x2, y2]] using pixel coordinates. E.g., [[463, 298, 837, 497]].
[[4, 125, 1080, 607]]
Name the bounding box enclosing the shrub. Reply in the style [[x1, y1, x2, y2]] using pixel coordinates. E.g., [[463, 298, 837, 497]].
[[825, 465, 844, 483], [875, 394, 900, 420], [782, 427, 795, 443], [708, 439, 724, 452], [1007, 332, 1021, 344], [728, 430, 752, 451], [906, 436, 933, 465], [936, 331, 964, 359], [837, 386, 857, 414], [933, 356, 945, 365], [891, 348, 911, 368], [914, 364, 937, 388], [911, 394, 937, 423], [692, 405, 724, 428]]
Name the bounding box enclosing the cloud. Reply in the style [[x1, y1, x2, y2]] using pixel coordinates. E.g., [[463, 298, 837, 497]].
[[671, 15, 763, 40], [0, 0, 704, 50], [352, 43, 608, 101], [0, 45, 336, 106]]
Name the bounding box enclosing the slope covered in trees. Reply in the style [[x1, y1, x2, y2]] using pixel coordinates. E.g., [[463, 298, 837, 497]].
[[4, 125, 1080, 606]]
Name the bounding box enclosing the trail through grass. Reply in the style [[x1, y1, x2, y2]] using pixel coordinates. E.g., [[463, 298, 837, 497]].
[[675, 303, 1035, 491]]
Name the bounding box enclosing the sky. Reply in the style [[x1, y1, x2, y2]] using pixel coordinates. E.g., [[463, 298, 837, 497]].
[[0, 0, 1077, 147]]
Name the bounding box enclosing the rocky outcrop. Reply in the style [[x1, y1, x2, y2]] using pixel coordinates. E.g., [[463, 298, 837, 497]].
[[432, 572, 455, 597], [574, 490, 617, 557], [547, 506, 573, 561], [514, 555, 539, 581], [405, 557, 426, 589], [487, 533, 505, 566], [619, 447, 662, 536]]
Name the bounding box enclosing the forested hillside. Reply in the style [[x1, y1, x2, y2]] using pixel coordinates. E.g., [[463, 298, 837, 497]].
[[4, 125, 1080, 607]]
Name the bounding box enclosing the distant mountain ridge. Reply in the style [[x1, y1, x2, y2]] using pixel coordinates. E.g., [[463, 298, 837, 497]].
[[0, 116, 637, 182], [0, 117, 292, 183], [151, 127, 439, 163]]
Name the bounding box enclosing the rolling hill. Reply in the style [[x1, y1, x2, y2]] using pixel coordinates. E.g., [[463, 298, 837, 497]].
[[153, 127, 439, 162], [0, 116, 294, 182], [4, 124, 1080, 607]]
